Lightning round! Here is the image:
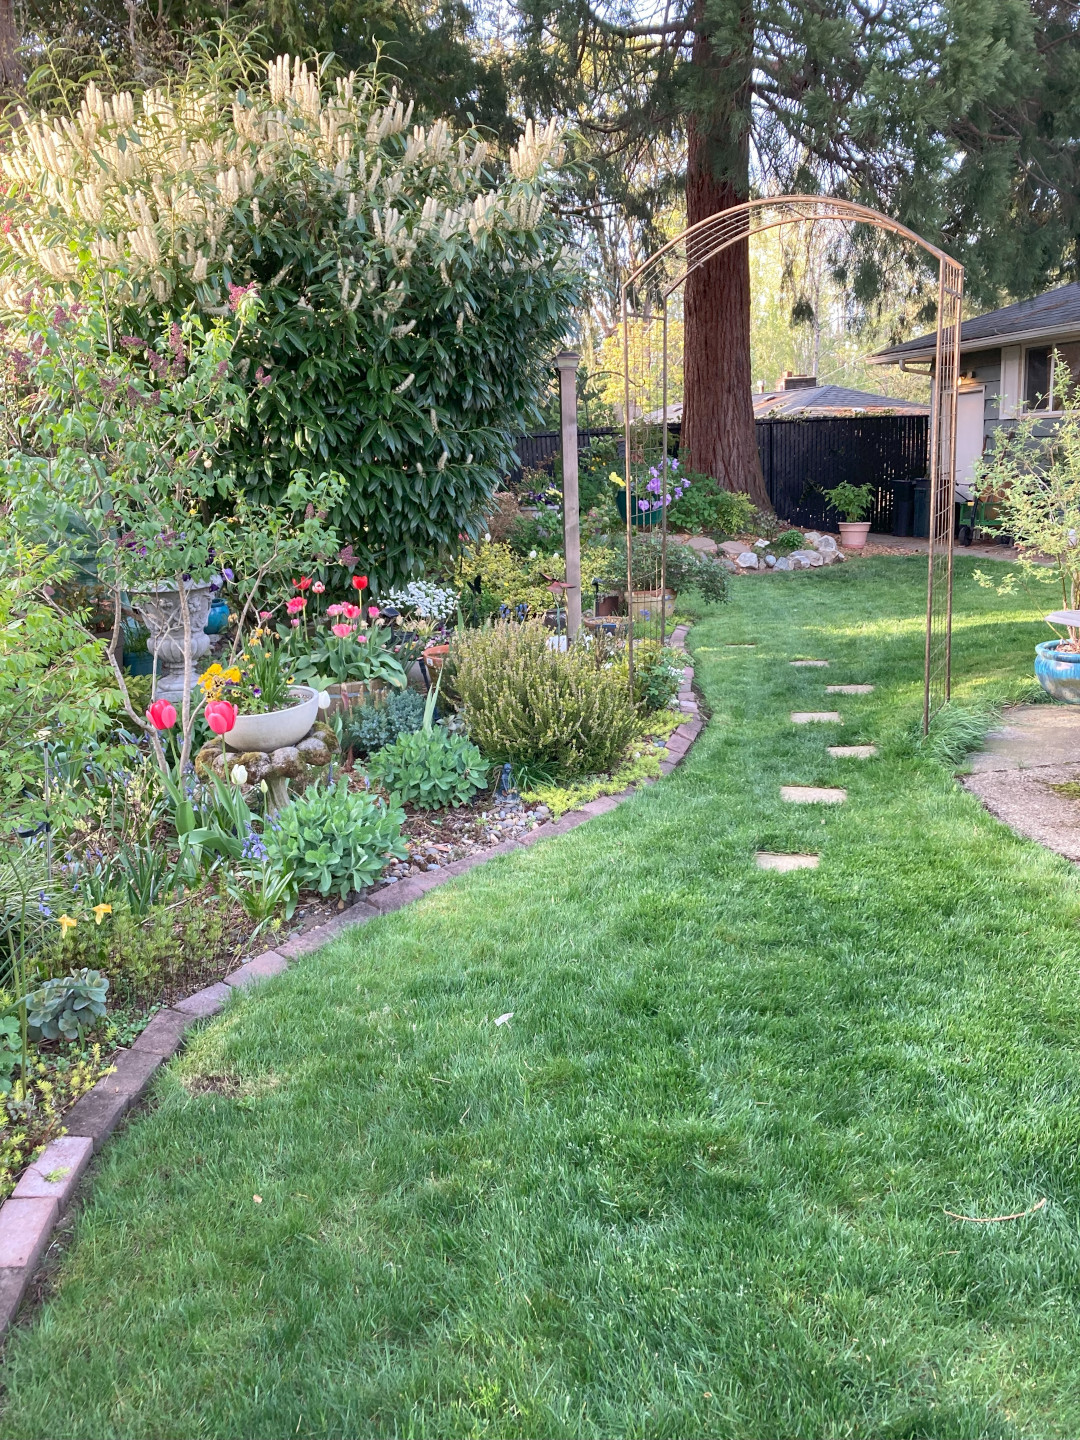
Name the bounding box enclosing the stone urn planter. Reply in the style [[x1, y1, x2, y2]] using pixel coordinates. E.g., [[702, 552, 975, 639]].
[[130, 581, 214, 699], [224, 686, 321, 752], [837, 522, 871, 550], [1035, 640, 1080, 704]]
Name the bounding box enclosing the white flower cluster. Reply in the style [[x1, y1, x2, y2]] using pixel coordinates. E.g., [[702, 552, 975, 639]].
[[0, 56, 564, 318], [385, 581, 458, 621]]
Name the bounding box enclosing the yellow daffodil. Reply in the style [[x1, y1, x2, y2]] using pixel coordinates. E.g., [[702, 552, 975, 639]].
[[58, 914, 77, 935], [92, 903, 112, 925]]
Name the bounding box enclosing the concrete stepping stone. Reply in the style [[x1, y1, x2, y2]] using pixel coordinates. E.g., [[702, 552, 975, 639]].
[[791, 660, 829, 667], [828, 745, 877, 759], [780, 785, 846, 804], [791, 711, 842, 724], [756, 852, 820, 871], [826, 684, 874, 694]]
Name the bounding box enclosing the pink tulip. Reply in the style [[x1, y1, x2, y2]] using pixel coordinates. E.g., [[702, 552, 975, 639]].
[[327, 603, 343, 617], [342, 602, 361, 620], [291, 618, 300, 628], [258, 610, 272, 621], [312, 581, 325, 594], [285, 596, 306, 615], [368, 605, 380, 618], [147, 699, 177, 730], [357, 633, 368, 643], [331, 623, 353, 638], [205, 700, 237, 736]]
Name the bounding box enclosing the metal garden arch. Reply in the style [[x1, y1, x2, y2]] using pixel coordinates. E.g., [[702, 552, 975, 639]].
[[620, 196, 963, 731]]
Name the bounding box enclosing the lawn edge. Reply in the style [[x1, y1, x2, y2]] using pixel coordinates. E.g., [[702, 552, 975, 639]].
[[0, 626, 703, 1345]]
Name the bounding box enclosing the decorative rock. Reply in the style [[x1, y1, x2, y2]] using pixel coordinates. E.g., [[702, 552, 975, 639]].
[[779, 785, 847, 804], [719, 541, 745, 558], [685, 535, 718, 555], [765, 554, 777, 567], [773, 557, 794, 572], [719, 557, 739, 573], [756, 852, 819, 871], [195, 723, 337, 809], [789, 549, 824, 568], [753, 538, 768, 549], [829, 745, 877, 758], [736, 552, 759, 569], [808, 533, 838, 553]]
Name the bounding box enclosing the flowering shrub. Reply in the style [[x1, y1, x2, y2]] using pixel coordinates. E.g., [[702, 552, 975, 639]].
[[453, 620, 639, 777], [0, 56, 577, 578], [384, 581, 458, 623]]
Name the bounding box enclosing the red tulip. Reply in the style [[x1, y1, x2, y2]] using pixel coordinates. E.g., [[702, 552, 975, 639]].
[[147, 698, 177, 730], [293, 576, 312, 590], [285, 596, 306, 615], [351, 575, 368, 591], [205, 700, 237, 735]]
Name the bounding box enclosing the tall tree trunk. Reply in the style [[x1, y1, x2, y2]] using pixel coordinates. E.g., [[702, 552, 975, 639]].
[[0, 0, 21, 93], [680, 8, 770, 509]]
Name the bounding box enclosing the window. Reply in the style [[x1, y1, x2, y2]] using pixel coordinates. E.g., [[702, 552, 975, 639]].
[[1025, 346, 1052, 410]]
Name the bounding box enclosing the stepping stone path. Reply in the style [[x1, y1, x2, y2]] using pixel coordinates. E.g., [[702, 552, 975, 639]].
[[829, 745, 877, 759], [756, 852, 820, 871], [791, 711, 842, 724], [780, 785, 846, 804], [791, 659, 829, 667], [826, 684, 874, 695]]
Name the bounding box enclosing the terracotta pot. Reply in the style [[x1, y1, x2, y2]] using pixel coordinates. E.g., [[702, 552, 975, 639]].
[[838, 522, 871, 550], [423, 644, 450, 673], [595, 593, 621, 617], [324, 679, 386, 715]]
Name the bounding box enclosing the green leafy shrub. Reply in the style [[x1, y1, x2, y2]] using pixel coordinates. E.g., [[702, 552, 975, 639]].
[[264, 781, 406, 917], [454, 620, 639, 777], [347, 689, 427, 757], [25, 969, 109, 1042], [368, 726, 488, 809], [1, 58, 576, 579], [667, 477, 756, 537], [612, 534, 729, 605], [772, 529, 806, 554], [623, 641, 684, 713]]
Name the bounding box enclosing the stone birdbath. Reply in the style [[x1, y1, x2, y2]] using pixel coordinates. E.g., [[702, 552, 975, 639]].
[[194, 722, 338, 811]]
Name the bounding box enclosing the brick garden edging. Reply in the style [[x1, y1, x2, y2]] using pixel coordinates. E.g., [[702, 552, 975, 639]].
[[0, 626, 703, 1339]]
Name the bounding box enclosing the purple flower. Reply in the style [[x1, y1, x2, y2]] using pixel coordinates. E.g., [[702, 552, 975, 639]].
[[637, 499, 648, 511], [222, 567, 234, 582]]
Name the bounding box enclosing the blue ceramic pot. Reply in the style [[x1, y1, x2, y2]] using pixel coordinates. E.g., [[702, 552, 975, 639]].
[[1034, 639, 1080, 704], [205, 598, 229, 635], [124, 651, 154, 677]]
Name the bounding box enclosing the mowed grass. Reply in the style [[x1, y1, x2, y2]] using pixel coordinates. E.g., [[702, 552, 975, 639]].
[[6, 556, 1080, 1438]]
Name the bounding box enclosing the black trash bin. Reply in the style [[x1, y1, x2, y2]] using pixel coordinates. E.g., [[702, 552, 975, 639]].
[[913, 479, 930, 539], [892, 480, 914, 537]]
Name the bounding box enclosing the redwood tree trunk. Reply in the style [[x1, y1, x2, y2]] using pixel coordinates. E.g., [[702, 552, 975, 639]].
[[0, 0, 21, 92], [680, 11, 770, 508]]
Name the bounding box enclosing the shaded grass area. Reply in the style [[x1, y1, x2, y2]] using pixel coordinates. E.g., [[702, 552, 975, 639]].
[[5, 557, 1080, 1438]]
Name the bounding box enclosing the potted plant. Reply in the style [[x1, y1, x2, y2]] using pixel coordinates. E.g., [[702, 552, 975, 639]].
[[198, 634, 321, 752], [828, 483, 874, 548], [974, 409, 1080, 702]]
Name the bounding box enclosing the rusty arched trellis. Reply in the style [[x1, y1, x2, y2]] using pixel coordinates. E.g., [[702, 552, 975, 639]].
[[620, 196, 963, 732]]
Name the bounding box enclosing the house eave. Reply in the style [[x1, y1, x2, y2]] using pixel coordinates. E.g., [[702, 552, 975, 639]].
[[870, 324, 1080, 367]]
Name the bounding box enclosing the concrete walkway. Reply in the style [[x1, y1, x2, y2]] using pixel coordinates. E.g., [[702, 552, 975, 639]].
[[964, 705, 1080, 862]]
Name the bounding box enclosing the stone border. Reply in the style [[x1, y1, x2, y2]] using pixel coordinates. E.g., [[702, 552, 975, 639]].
[[0, 626, 703, 1340]]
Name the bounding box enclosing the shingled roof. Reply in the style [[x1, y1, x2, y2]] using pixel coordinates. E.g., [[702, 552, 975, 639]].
[[645, 385, 928, 423], [871, 282, 1080, 364]]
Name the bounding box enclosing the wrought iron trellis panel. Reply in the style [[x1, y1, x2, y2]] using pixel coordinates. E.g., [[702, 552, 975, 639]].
[[620, 196, 963, 728]]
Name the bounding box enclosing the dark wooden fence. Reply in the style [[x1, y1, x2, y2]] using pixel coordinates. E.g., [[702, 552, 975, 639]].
[[513, 414, 929, 531]]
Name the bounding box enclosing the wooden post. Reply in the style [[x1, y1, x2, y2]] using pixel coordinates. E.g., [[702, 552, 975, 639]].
[[555, 350, 582, 639]]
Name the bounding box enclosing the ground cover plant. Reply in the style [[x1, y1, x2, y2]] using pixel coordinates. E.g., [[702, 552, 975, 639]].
[[6, 557, 1080, 1437]]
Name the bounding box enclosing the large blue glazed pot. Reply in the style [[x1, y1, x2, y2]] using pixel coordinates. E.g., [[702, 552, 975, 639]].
[[1035, 639, 1080, 703]]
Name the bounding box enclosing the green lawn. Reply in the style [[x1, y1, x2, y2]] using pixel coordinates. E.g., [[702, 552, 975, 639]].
[[6, 556, 1080, 1439]]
